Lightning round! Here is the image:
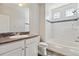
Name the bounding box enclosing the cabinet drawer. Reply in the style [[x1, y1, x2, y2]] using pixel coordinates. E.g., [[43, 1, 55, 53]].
[[26, 36, 40, 45], [0, 40, 24, 54]]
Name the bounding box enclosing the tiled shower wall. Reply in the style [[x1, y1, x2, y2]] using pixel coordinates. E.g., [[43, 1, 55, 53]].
[[45, 3, 79, 42], [45, 3, 69, 41], [51, 3, 78, 42]]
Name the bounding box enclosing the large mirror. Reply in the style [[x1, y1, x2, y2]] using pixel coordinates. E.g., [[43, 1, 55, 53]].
[[0, 3, 29, 33]]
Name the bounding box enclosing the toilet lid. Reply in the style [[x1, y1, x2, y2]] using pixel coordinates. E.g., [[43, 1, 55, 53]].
[[39, 42, 48, 47]]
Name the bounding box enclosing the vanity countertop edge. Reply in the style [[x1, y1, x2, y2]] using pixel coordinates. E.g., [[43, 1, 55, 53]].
[[0, 35, 39, 45]]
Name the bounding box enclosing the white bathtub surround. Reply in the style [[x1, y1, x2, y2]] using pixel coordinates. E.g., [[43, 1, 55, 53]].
[[45, 3, 79, 56], [46, 39, 79, 56], [47, 49, 64, 56]]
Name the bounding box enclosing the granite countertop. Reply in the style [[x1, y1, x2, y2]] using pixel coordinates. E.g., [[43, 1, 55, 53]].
[[0, 34, 39, 44]]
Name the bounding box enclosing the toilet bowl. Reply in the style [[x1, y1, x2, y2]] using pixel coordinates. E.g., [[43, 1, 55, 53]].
[[38, 42, 48, 56]]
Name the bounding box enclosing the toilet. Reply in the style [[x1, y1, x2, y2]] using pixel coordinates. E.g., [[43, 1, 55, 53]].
[[38, 42, 48, 56]]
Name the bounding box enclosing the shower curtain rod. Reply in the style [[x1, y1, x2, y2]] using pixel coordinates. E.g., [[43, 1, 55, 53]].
[[46, 18, 78, 23]]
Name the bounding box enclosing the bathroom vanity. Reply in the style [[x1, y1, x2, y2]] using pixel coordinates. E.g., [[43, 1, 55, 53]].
[[0, 35, 40, 56], [0, 3, 40, 56]]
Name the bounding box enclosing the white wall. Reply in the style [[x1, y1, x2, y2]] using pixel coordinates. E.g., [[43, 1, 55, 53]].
[[39, 4, 45, 41], [29, 3, 40, 35], [29, 3, 46, 41]]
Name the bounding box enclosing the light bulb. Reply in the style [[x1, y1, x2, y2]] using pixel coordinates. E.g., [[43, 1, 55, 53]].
[[18, 3, 23, 7]]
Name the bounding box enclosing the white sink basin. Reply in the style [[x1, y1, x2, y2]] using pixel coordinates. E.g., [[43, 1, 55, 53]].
[[9, 35, 29, 39]]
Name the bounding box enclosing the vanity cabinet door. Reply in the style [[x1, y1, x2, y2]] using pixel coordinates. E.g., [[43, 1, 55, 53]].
[[25, 36, 40, 56], [0, 48, 24, 56], [25, 43, 38, 56]]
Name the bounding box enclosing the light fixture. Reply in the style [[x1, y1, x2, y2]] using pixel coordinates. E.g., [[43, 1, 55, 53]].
[[18, 3, 30, 8], [18, 3, 23, 7]]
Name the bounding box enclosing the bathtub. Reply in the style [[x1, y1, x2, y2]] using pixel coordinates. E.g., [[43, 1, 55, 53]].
[[46, 39, 79, 56]]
